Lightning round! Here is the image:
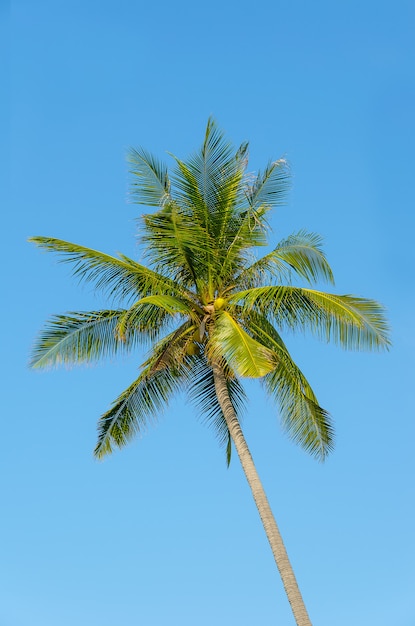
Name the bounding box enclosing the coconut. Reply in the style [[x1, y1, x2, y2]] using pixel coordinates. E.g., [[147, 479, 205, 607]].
[[193, 328, 203, 341], [186, 342, 200, 356], [213, 297, 227, 311]]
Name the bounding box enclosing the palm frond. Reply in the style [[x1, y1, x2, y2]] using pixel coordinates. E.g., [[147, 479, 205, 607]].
[[30, 310, 130, 369], [272, 231, 334, 284], [236, 230, 334, 287], [246, 158, 290, 211], [145, 321, 195, 373], [229, 286, 391, 350], [128, 147, 171, 207], [29, 237, 190, 304], [189, 117, 236, 214], [116, 301, 171, 345], [234, 248, 292, 289], [137, 294, 201, 317], [168, 119, 250, 289], [94, 323, 193, 458], [264, 365, 333, 461], [245, 310, 333, 459], [209, 311, 276, 378], [299, 290, 391, 349], [215, 202, 272, 289], [140, 200, 214, 287], [94, 365, 185, 458], [170, 157, 215, 294]]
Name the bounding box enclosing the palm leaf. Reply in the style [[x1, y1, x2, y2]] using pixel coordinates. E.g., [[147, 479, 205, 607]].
[[170, 157, 216, 295], [216, 200, 273, 289], [29, 237, 190, 304], [229, 286, 391, 350], [188, 117, 235, 214], [116, 301, 172, 345], [264, 365, 333, 461], [137, 294, 201, 317], [237, 230, 334, 287], [94, 323, 193, 458], [245, 310, 333, 459], [128, 147, 171, 207], [246, 158, 290, 211], [272, 231, 334, 284], [94, 365, 186, 458], [30, 310, 130, 369], [168, 119, 250, 291], [140, 201, 213, 287], [209, 311, 276, 378]]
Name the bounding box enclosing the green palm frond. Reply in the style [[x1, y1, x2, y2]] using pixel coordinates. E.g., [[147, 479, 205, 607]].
[[245, 311, 333, 459], [217, 157, 287, 284], [209, 311, 277, 378], [211, 157, 289, 280], [116, 293, 201, 361], [29, 237, 191, 304], [140, 201, 214, 286], [170, 157, 216, 294], [272, 231, 334, 284], [94, 364, 186, 458], [246, 158, 290, 211], [235, 141, 249, 167], [237, 230, 334, 287], [94, 323, 193, 458], [214, 205, 271, 289], [30, 310, 131, 369], [213, 164, 246, 244], [234, 248, 292, 289], [128, 147, 171, 207], [146, 322, 195, 373], [229, 286, 390, 350], [137, 294, 202, 317], [116, 298, 188, 345], [185, 117, 236, 215], [167, 119, 251, 290], [298, 290, 391, 349], [264, 365, 333, 460], [187, 356, 247, 465]]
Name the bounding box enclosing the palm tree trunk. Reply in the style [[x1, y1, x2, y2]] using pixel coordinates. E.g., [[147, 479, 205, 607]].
[[212, 360, 313, 626]]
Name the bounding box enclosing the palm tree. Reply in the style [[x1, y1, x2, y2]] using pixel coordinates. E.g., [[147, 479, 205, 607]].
[[29, 119, 389, 626]]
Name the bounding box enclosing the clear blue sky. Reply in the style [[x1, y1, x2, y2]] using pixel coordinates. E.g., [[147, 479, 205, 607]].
[[5, 1, 415, 625]]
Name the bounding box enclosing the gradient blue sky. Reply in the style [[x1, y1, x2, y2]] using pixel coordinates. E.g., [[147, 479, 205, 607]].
[[5, 1, 415, 625]]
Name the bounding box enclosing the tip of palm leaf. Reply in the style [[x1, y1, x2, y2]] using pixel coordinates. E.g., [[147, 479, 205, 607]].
[[226, 436, 232, 467], [316, 440, 334, 462], [93, 442, 111, 460]]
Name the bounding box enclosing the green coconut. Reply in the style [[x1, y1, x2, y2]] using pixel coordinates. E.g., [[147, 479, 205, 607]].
[[213, 297, 227, 311], [186, 342, 200, 356], [193, 328, 203, 341]]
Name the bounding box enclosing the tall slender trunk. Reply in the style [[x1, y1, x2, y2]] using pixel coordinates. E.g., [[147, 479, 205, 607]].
[[212, 360, 313, 626]]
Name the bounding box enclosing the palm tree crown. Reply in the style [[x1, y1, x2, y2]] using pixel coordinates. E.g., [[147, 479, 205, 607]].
[[30, 119, 390, 626], [30, 119, 389, 463]]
